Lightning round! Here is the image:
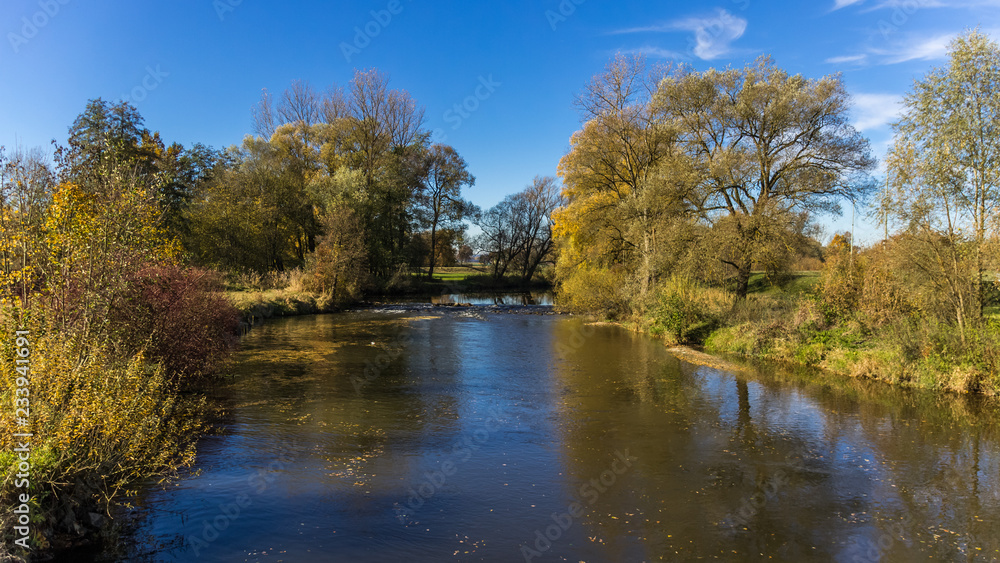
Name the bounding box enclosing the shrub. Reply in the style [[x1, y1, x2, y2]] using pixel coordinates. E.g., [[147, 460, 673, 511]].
[[650, 275, 736, 343], [0, 311, 205, 551], [556, 266, 630, 318], [110, 264, 240, 382], [302, 206, 369, 303]]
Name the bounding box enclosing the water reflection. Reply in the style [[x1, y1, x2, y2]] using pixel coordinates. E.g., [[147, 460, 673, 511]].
[[84, 312, 1000, 562]]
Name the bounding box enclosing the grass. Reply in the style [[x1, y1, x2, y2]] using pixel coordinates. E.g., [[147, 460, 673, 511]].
[[403, 264, 555, 294], [746, 271, 821, 296], [225, 289, 336, 327], [411, 265, 488, 283], [638, 270, 1000, 397]]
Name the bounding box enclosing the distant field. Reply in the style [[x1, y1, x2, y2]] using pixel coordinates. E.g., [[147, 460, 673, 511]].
[[412, 264, 488, 282]]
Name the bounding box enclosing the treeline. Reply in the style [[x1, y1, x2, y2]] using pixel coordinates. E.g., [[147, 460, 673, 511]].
[[555, 53, 870, 308], [168, 70, 554, 297], [477, 175, 562, 282], [555, 31, 1000, 395]]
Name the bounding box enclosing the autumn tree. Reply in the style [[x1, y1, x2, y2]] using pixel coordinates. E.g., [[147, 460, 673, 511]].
[[653, 57, 875, 298], [192, 71, 472, 290], [415, 144, 475, 277], [303, 204, 369, 302], [0, 147, 54, 303], [885, 29, 1000, 333], [555, 55, 685, 296], [344, 69, 428, 278], [186, 139, 305, 273]]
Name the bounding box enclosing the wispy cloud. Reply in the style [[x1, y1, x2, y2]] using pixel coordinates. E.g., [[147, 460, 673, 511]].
[[826, 54, 868, 64], [871, 32, 953, 63], [612, 9, 748, 60], [832, 0, 1000, 11], [827, 31, 967, 66], [851, 93, 903, 131], [832, 0, 865, 10]]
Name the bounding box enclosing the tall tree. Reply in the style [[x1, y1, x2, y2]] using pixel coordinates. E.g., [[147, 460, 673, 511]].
[[60, 99, 159, 192], [886, 29, 1000, 324], [516, 176, 563, 282], [416, 144, 475, 277], [556, 55, 681, 295], [653, 57, 876, 297]]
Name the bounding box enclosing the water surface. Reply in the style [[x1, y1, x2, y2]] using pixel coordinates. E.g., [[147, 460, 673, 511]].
[[101, 309, 1000, 562]]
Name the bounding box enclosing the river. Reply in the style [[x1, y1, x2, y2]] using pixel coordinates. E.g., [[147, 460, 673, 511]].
[[86, 303, 1000, 562]]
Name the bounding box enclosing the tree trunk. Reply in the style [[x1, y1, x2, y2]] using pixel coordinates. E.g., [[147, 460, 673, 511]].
[[428, 224, 437, 279], [735, 263, 752, 299], [641, 231, 651, 297]]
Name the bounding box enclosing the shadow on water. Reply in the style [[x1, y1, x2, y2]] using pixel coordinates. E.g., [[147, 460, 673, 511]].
[[67, 309, 1000, 562]]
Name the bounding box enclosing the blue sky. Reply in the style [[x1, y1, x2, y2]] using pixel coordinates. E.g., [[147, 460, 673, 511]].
[[2, 0, 997, 243]]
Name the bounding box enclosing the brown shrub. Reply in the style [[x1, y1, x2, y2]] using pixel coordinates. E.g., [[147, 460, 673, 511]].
[[112, 264, 240, 381]]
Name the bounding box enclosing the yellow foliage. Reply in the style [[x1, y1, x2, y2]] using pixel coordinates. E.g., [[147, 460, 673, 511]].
[[0, 307, 204, 506]]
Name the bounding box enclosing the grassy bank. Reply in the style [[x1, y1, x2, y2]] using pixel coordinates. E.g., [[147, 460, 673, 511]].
[[632, 272, 1000, 397]]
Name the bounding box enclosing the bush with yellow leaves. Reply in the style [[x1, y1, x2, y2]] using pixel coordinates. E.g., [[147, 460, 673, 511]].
[[0, 305, 205, 552]]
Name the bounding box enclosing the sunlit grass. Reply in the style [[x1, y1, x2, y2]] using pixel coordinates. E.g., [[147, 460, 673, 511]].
[[411, 265, 487, 282], [747, 271, 821, 296]]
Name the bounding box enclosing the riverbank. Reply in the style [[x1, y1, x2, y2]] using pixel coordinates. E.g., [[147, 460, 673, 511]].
[[627, 273, 1000, 397], [227, 289, 337, 332]]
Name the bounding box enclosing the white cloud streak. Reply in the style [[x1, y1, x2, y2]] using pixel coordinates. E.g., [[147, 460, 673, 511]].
[[826, 54, 869, 64], [871, 32, 954, 63], [832, 0, 866, 10], [612, 9, 748, 60]]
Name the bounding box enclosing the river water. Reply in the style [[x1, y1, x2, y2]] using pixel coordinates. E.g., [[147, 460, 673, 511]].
[[94, 304, 1000, 562]]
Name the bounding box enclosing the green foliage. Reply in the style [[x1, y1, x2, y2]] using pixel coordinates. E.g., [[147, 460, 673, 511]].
[[301, 205, 369, 303], [649, 276, 735, 344]]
